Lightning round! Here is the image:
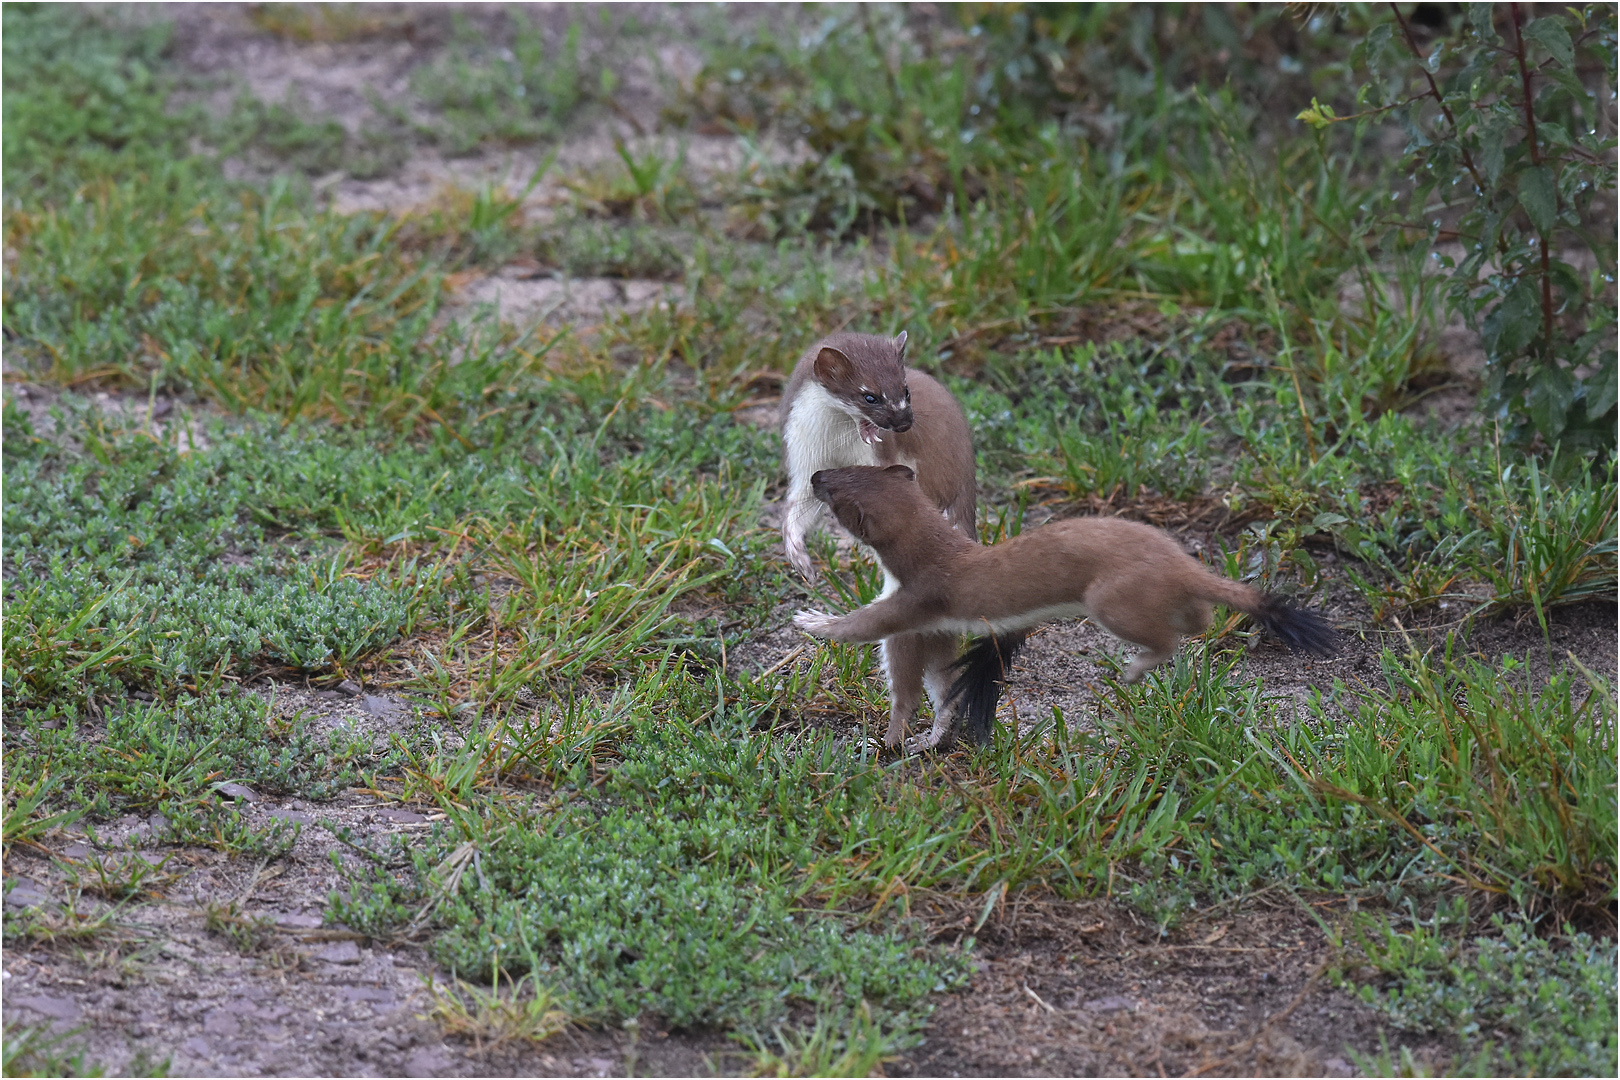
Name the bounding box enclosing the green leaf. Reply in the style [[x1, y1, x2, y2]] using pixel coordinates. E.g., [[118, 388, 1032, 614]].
[[1479, 127, 1505, 187], [1536, 120, 1571, 149], [1523, 17, 1575, 71], [1363, 23, 1396, 79], [1468, 3, 1500, 43], [1585, 351, 1618, 420], [1481, 278, 1541, 361], [1526, 365, 1575, 439], [1548, 65, 1592, 106], [1297, 98, 1337, 131], [1518, 166, 1558, 235]]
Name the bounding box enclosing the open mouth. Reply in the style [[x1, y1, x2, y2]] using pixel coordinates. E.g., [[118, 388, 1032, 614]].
[[858, 418, 884, 445]]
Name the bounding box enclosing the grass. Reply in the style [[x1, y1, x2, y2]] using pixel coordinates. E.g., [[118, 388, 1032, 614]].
[[424, 971, 573, 1054], [333, 667, 971, 1045], [1, 1021, 168, 1078], [411, 13, 588, 155], [2, 3, 1615, 1075]]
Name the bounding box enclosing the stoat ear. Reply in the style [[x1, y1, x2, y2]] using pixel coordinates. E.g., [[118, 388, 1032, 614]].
[[813, 346, 855, 386], [884, 464, 916, 481], [893, 330, 908, 360]]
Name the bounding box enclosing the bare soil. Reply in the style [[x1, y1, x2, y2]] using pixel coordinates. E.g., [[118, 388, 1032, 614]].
[[894, 897, 1445, 1078], [0, 791, 1462, 1079]]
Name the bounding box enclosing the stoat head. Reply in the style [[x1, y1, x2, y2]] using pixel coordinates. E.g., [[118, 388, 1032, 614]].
[[810, 464, 920, 547], [811, 331, 913, 445]]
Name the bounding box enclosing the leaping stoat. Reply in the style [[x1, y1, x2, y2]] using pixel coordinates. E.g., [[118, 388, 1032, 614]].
[[793, 465, 1337, 748], [777, 332, 1023, 750]]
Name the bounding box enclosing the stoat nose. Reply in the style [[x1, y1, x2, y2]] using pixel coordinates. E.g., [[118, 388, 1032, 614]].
[[889, 410, 914, 433]]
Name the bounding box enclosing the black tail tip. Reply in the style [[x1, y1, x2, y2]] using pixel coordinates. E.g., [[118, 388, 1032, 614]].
[[946, 632, 1028, 746], [1255, 597, 1339, 658]]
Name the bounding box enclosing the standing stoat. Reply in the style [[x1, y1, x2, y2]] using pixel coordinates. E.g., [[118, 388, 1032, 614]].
[[793, 465, 1337, 746], [778, 331, 1022, 750], [779, 331, 975, 576]]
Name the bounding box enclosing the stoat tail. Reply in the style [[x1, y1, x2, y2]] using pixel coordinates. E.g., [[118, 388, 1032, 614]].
[[946, 632, 1028, 746], [1197, 576, 1338, 657]]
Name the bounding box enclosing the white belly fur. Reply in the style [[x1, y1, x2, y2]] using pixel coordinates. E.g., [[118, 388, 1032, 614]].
[[784, 383, 879, 480], [931, 601, 1090, 637]]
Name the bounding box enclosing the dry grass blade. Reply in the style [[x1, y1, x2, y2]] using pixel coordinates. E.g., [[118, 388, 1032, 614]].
[[424, 972, 572, 1054]]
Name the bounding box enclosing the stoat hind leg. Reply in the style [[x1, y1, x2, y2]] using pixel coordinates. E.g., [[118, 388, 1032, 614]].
[[880, 635, 926, 749], [1087, 579, 1183, 685], [919, 632, 965, 750], [1122, 647, 1177, 684]]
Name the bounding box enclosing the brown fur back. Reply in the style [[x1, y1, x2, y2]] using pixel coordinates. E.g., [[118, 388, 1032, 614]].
[[954, 518, 1259, 623], [802, 465, 1335, 704]]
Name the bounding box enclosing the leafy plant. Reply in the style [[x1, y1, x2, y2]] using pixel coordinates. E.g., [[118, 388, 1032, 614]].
[[203, 900, 278, 954], [332, 672, 970, 1040], [563, 141, 695, 223], [6, 692, 372, 821], [734, 1000, 900, 1078], [1344, 914, 1618, 1077], [60, 853, 180, 903], [1314, 4, 1618, 449], [1463, 453, 1619, 620]]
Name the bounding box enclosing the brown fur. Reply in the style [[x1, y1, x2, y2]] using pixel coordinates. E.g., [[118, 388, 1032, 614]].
[[794, 466, 1337, 745], [778, 332, 982, 749]]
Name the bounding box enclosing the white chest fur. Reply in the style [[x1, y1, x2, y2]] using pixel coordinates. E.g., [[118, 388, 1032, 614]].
[[783, 382, 879, 477]]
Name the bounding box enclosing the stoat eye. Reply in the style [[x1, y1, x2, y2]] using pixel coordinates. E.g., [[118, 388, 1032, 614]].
[[863, 393, 879, 404]]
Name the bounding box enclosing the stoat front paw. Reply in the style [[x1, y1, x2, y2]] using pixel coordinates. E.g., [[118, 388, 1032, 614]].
[[793, 609, 840, 637], [783, 532, 817, 582]]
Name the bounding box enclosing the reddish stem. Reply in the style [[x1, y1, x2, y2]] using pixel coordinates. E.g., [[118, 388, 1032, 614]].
[[1389, 2, 1488, 193], [1510, 3, 1557, 354]]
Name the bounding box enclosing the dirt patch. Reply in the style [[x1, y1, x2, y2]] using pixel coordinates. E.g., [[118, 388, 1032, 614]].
[[893, 896, 1447, 1077], [265, 681, 421, 748], [162, 2, 797, 218], [151, 1, 806, 342], [1, 383, 218, 460], [6, 782, 1446, 1080], [453, 268, 678, 330], [4, 784, 444, 1077]]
